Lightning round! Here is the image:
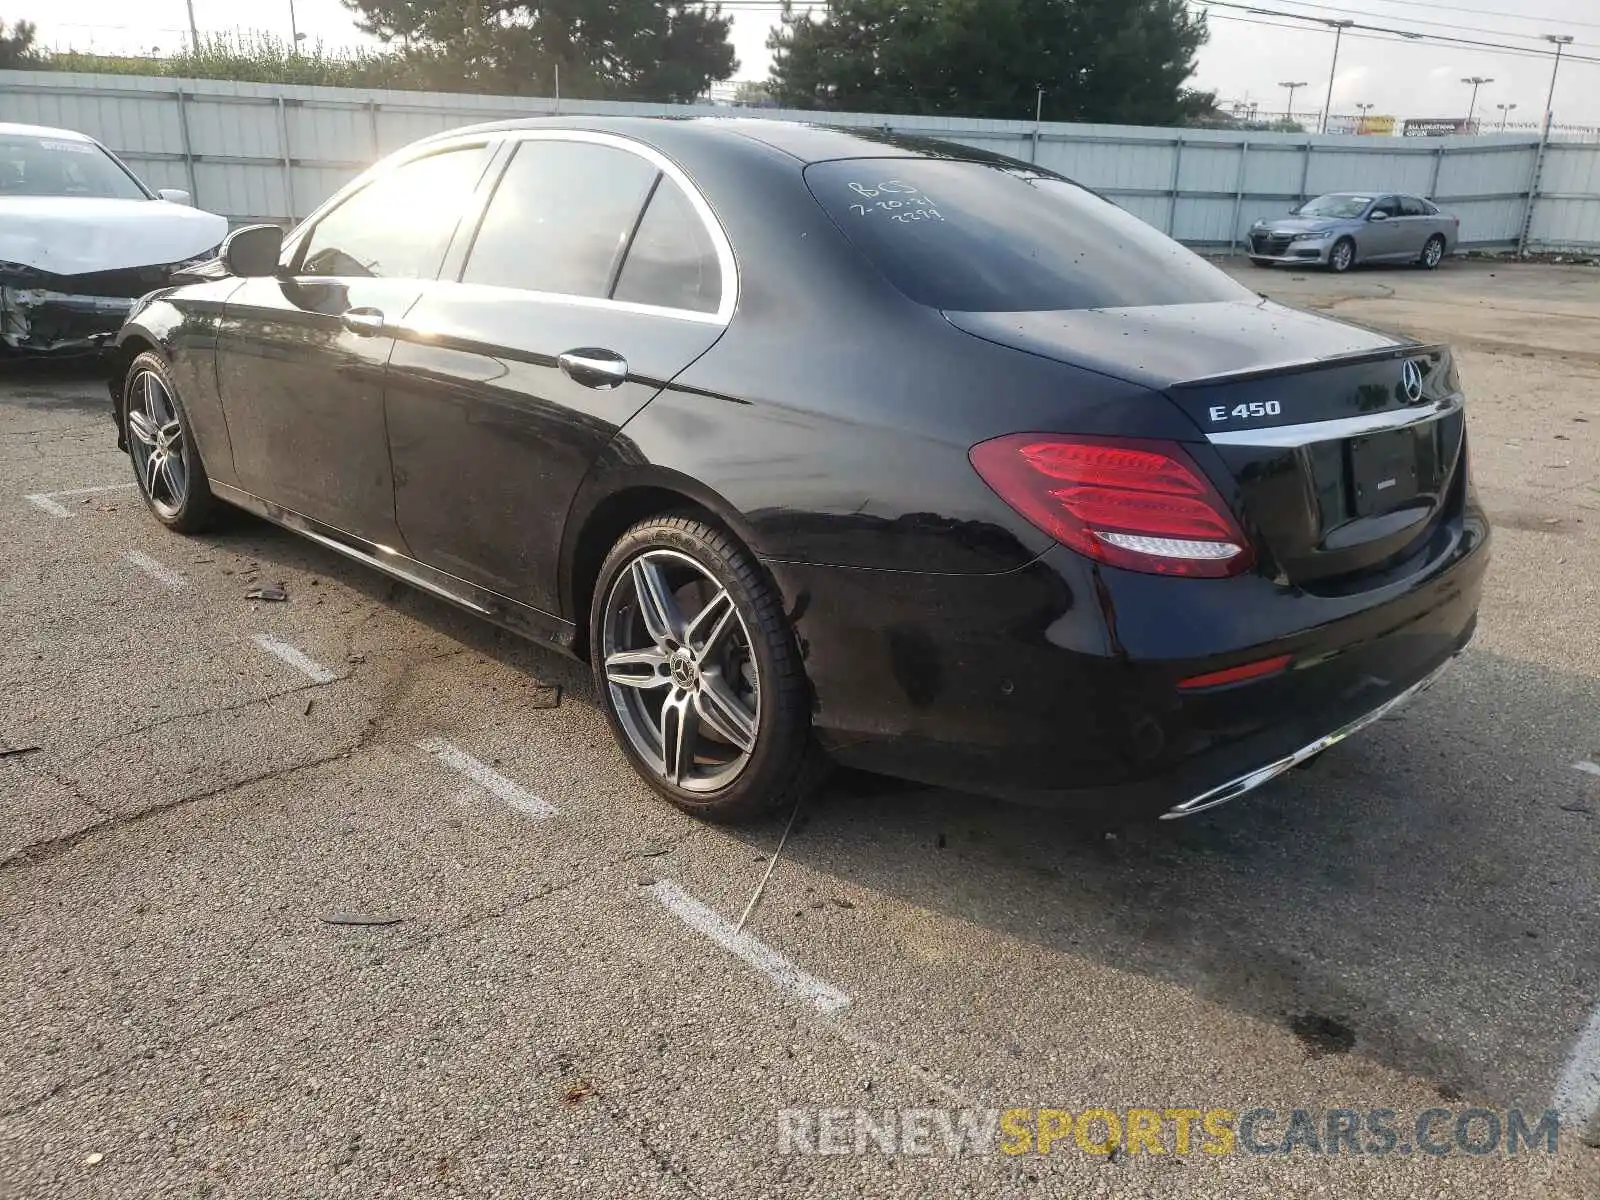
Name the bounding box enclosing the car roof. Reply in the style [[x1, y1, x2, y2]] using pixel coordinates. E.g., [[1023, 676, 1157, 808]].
[[429, 114, 1026, 169], [0, 122, 94, 141]]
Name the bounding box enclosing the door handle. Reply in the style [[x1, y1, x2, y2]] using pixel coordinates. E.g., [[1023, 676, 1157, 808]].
[[558, 348, 629, 390], [341, 307, 387, 336]]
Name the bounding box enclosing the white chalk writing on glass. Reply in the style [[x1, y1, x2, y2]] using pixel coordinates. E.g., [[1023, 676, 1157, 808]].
[[845, 180, 945, 223]]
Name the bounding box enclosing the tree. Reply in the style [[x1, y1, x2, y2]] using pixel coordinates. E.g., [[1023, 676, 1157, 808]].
[[343, 0, 737, 102], [768, 0, 1208, 127], [731, 80, 773, 106], [1, 17, 41, 68]]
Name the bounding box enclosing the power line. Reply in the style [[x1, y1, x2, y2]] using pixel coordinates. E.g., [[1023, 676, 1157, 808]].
[[1193, 1, 1600, 64], [1257, 0, 1600, 50], [1308, 0, 1600, 33]]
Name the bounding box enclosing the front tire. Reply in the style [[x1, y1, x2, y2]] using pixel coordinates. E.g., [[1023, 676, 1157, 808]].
[[590, 514, 826, 823], [122, 351, 218, 534], [1328, 238, 1356, 273], [1419, 235, 1446, 269]]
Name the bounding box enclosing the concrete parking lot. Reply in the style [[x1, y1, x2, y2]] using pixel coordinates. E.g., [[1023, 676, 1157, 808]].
[[1, 258, 1597, 1198]]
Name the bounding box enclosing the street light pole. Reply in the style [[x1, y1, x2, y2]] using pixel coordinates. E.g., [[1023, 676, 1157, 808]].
[[1541, 34, 1574, 134], [1279, 80, 1307, 125], [1497, 103, 1518, 133], [1319, 20, 1353, 135], [1461, 76, 1493, 127]]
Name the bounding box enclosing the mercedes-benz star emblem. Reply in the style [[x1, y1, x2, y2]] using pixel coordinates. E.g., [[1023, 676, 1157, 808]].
[[1401, 359, 1425, 404]]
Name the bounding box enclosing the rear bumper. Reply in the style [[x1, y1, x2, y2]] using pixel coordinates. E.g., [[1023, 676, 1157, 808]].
[[1160, 656, 1452, 819], [772, 499, 1488, 822]]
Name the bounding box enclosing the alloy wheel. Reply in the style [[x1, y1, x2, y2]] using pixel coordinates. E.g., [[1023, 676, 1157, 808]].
[[1332, 242, 1353, 272], [1424, 238, 1444, 268], [600, 549, 761, 793], [126, 369, 189, 519]]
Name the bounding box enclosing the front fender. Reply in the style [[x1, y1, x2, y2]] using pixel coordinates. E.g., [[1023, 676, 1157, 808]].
[[108, 280, 243, 483]]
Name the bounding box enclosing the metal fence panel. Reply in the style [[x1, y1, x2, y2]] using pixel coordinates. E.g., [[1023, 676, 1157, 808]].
[[3, 68, 1597, 250]]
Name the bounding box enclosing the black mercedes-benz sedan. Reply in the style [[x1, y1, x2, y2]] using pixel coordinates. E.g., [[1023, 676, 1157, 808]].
[[107, 117, 1487, 824]]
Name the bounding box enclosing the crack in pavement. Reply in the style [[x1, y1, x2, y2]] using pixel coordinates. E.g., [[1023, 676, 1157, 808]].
[[0, 746, 357, 873]]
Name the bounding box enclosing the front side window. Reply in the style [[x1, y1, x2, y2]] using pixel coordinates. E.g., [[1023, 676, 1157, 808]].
[[1398, 196, 1428, 217], [1370, 196, 1401, 218], [461, 140, 658, 298], [613, 177, 722, 314], [806, 158, 1250, 313], [0, 134, 148, 200], [298, 146, 490, 280]]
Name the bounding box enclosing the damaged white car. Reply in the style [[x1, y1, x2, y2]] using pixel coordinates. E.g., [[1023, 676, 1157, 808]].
[[0, 122, 227, 354]]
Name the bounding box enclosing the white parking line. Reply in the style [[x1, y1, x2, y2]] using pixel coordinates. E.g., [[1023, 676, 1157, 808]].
[[124, 549, 186, 591], [1554, 1005, 1600, 1146], [1574, 761, 1600, 778], [644, 879, 851, 1015], [251, 633, 338, 684], [416, 738, 555, 819], [24, 482, 137, 518]]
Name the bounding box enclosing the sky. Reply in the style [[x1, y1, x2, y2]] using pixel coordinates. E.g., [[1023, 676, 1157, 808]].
[[18, 0, 1600, 128]]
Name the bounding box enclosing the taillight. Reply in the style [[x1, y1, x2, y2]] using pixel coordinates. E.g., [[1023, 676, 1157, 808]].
[[969, 434, 1254, 578]]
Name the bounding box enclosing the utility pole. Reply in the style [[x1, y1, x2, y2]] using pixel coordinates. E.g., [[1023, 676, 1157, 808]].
[[1540, 34, 1573, 135], [1279, 80, 1306, 126], [1518, 35, 1575, 256], [1319, 21, 1353, 135], [1354, 101, 1373, 134], [288, 0, 303, 52], [1497, 103, 1517, 133], [1461, 76, 1493, 128], [184, 0, 200, 52]]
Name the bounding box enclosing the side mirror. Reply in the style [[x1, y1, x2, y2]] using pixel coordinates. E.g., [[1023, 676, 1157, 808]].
[[221, 224, 284, 278], [1369, 210, 1389, 221], [156, 188, 192, 205]]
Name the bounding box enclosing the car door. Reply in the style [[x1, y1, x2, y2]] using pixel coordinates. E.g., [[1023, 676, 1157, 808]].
[[214, 142, 495, 546], [1396, 195, 1431, 257], [1363, 195, 1405, 260], [384, 133, 732, 616]]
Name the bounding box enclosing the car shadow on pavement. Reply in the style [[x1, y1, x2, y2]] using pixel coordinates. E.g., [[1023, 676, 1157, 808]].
[[772, 647, 1600, 1110], [192, 515, 1599, 1114]]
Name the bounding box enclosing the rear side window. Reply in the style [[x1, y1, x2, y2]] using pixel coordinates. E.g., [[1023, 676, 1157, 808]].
[[805, 159, 1250, 313], [299, 146, 490, 279], [613, 177, 722, 314], [462, 140, 657, 297]]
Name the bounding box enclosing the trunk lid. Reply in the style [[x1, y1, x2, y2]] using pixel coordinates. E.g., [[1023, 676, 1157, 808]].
[[945, 300, 1467, 588]]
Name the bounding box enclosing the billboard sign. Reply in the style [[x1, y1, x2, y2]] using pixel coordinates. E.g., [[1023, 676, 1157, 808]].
[[1403, 118, 1479, 137]]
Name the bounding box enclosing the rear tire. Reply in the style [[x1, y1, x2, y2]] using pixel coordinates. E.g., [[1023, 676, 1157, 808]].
[[1419, 235, 1446, 270], [1328, 238, 1356, 273], [590, 513, 827, 823], [122, 351, 219, 534]]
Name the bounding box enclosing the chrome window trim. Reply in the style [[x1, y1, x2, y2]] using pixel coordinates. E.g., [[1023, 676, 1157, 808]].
[[1205, 395, 1460, 448], [483, 128, 738, 326]]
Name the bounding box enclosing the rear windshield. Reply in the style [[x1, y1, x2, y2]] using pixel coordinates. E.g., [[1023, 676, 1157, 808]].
[[805, 158, 1249, 313], [0, 134, 149, 201]]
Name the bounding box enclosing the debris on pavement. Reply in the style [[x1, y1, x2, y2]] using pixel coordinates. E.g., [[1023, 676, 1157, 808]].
[[246, 584, 288, 602], [0, 745, 41, 759], [319, 913, 405, 927]]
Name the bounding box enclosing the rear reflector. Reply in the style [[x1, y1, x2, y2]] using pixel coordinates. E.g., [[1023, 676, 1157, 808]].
[[968, 434, 1254, 578], [1178, 654, 1292, 690]]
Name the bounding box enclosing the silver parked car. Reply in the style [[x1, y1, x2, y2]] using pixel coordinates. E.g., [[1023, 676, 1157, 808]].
[[1248, 192, 1459, 273]]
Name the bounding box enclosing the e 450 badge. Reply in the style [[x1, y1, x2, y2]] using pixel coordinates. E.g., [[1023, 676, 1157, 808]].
[[1209, 401, 1283, 423]]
